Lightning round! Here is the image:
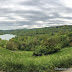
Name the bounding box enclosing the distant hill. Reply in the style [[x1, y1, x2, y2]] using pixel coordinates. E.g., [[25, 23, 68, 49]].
[[0, 25, 72, 36]]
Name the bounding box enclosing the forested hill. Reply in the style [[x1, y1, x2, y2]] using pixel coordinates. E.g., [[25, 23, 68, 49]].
[[0, 25, 72, 56], [0, 25, 72, 36]]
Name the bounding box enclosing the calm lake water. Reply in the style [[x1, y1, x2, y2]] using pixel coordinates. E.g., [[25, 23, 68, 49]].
[[0, 34, 16, 40]]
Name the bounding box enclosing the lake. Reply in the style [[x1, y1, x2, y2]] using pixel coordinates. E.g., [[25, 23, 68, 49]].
[[0, 34, 16, 40]]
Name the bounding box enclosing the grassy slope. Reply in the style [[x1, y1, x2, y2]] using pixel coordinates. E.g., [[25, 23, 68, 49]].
[[0, 47, 72, 72]]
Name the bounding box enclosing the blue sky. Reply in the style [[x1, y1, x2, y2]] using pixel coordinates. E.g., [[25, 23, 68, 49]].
[[0, 0, 72, 30]]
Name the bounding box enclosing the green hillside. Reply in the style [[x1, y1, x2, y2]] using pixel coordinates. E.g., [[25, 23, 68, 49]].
[[1, 25, 72, 36], [0, 25, 72, 72], [0, 47, 72, 72]]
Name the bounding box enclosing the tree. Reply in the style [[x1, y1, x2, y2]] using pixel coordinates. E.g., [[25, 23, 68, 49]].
[[6, 41, 18, 50]]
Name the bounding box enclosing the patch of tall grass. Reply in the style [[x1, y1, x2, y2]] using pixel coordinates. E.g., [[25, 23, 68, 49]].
[[0, 47, 72, 72]]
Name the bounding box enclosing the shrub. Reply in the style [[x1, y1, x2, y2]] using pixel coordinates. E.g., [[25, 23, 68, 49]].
[[18, 42, 27, 50], [62, 36, 69, 47], [33, 45, 48, 56], [67, 32, 72, 47], [6, 41, 18, 50], [45, 38, 61, 53], [57, 35, 69, 48], [0, 40, 7, 48], [33, 39, 61, 56]]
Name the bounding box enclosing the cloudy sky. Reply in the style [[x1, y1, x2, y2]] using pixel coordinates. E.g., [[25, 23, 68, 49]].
[[0, 0, 72, 30]]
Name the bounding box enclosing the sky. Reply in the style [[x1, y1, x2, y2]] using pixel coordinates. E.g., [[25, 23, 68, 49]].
[[0, 0, 72, 30]]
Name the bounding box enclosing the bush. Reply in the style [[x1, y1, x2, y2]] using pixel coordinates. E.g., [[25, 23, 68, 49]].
[[45, 38, 61, 53], [59, 35, 69, 48], [0, 40, 7, 48], [33, 45, 48, 56], [67, 32, 72, 47], [6, 41, 18, 50], [33, 40, 61, 56], [18, 42, 27, 50]]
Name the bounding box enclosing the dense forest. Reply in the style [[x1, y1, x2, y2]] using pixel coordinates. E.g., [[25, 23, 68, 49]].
[[1, 25, 72, 36], [0, 25, 72, 56]]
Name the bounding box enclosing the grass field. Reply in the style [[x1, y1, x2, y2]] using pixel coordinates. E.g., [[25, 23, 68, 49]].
[[0, 47, 72, 72]]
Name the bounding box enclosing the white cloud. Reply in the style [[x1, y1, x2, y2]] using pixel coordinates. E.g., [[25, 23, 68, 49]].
[[59, 13, 72, 17], [28, 25, 48, 29], [11, 15, 30, 21], [49, 18, 72, 22], [60, 0, 72, 8], [0, 17, 7, 21], [35, 21, 45, 24], [0, 16, 30, 22], [0, 2, 42, 11], [42, 3, 56, 9]]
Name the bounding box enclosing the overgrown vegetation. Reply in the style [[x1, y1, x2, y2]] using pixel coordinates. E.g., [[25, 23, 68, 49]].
[[3, 26, 72, 56], [0, 47, 72, 72], [0, 25, 72, 56], [0, 25, 72, 72]]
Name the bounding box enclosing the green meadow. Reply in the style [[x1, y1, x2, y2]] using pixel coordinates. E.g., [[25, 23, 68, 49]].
[[0, 47, 72, 72]]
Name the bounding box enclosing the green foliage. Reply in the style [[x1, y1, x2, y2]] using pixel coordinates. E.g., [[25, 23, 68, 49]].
[[0, 47, 72, 72], [0, 25, 72, 56], [1, 25, 72, 36], [67, 32, 72, 46], [58, 35, 69, 48], [6, 41, 18, 50], [0, 39, 7, 48], [33, 38, 61, 56], [18, 42, 27, 50], [0, 25, 72, 71], [33, 45, 48, 56], [3, 26, 72, 56]]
